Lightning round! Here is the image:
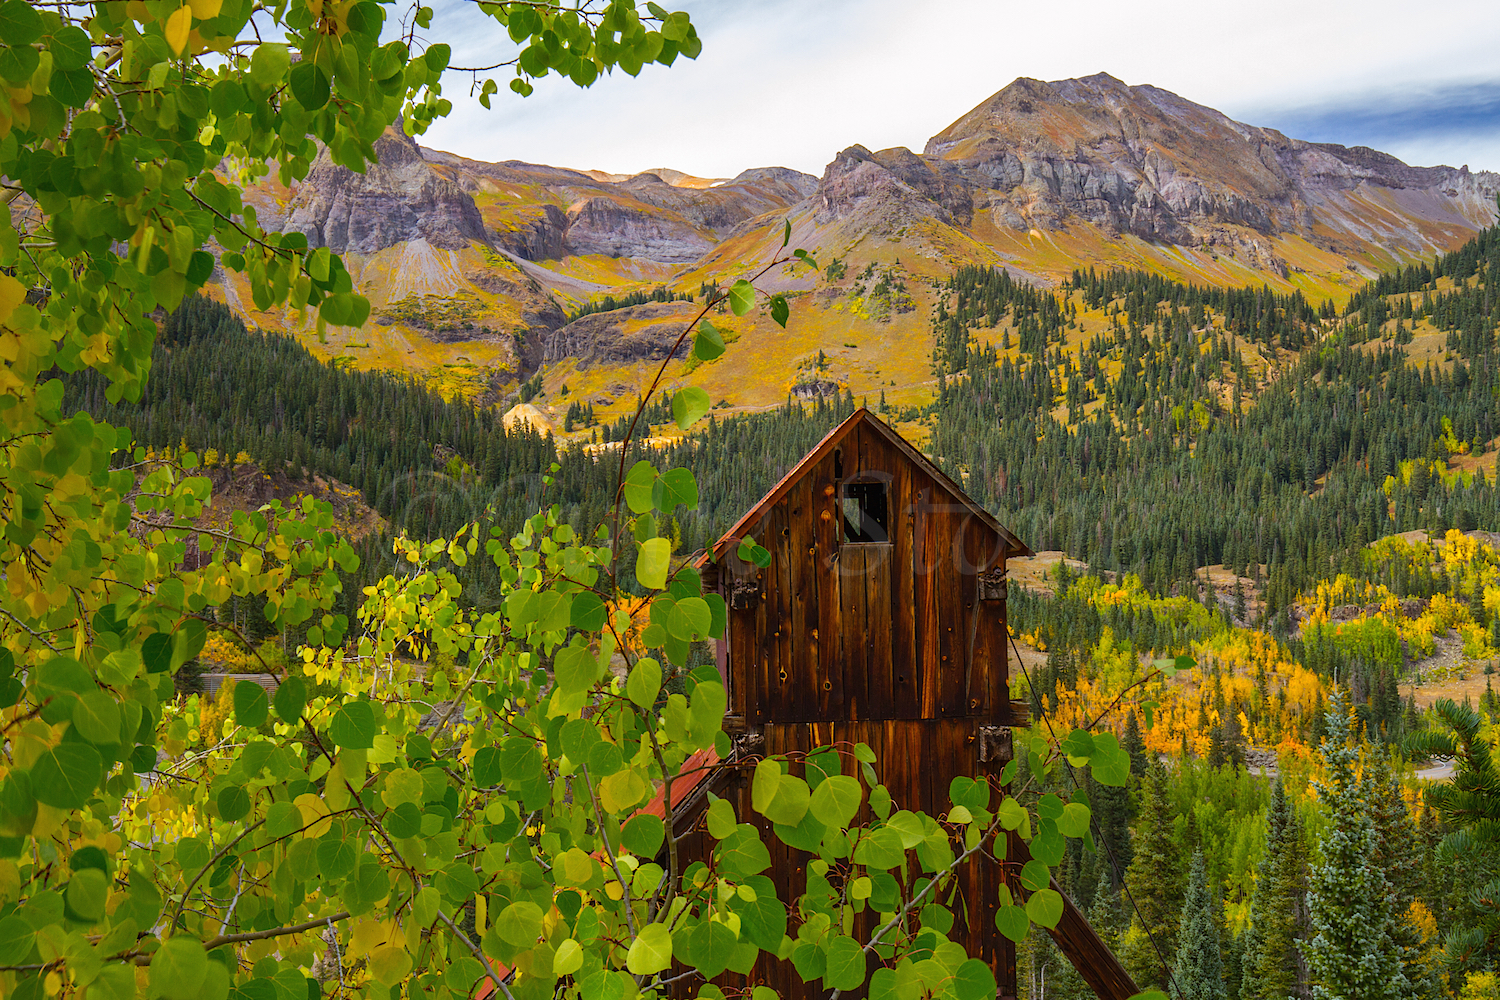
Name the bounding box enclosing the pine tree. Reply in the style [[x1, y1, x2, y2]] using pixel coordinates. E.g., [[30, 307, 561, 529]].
[[1240, 776, 1307, 1000], [1124, 755, 1187, 989], [1173, 850, 1227, 1000], [1366, 753, 1441, 998], [1303, 690, 1411, 999]]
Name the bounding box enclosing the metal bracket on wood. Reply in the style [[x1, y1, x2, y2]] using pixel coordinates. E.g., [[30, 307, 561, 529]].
[[978, 725, 1013, 765], [732, 729, 765, 760], [728, 578, 760, 610], [979, 567, 1008, 602]]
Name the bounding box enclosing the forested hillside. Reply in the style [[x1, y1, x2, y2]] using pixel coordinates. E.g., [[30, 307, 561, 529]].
[[65, 219, 1500, 997]]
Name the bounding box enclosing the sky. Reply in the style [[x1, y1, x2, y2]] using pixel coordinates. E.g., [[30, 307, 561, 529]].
[[417, 0, 1500, 180]]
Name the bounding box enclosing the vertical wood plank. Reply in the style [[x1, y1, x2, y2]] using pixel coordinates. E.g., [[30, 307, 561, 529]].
[[843, 547, 869, 721], [787, 474, 816, 719], [864, 544, 893, 719], [751, 515, 770, 727], [813, 456, 841, 720], [890, 440, 916, 713]]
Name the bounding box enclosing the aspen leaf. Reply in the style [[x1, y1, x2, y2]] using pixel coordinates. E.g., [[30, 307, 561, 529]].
[[164, 5, 192, 54], [187, 0, 222, 18], [626, 923, 673, 975], [368, 945, 412, 986]]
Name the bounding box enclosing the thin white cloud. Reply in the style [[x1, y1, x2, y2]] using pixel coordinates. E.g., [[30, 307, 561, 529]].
[[417, 0, 1500, 176]]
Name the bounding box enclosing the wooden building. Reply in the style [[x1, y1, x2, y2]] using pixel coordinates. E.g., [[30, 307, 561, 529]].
[[674, 408, 1138, 1000]]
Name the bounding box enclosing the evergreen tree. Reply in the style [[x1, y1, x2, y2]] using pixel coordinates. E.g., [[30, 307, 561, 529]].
[[1240, 776, 1307, 1000], [1173, 850, 1227, 1000], [1124, 756, 1187, 989], [1303, 691, 1412, 999], [1367, 753, 1441, 998]]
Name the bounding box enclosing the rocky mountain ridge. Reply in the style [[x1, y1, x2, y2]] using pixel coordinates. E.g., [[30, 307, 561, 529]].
[[218, 73, 1500, 421]]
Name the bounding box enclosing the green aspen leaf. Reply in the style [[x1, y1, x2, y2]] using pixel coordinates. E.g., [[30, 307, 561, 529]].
[[997, 797, 1027, 831], [217, 785, 251, 822], [869, 783, 892, 820], [0, 0, 44, 45], [288, 62, 330, 110], [626, 657, 662, 709], [691, 918, 739, 979], [1031, 822, 1065, 866], [666, 596, 711, 640], [751, 759, 781, 814], [386, 802, 422, 839], [1089, 732, 1130, 786], [636, 537, 670, 590], [0, 914, 33, 963], [761, 774, 810, 827], [30, 744, 102, 809], [621, 814, 665, 857], [497, 901, 543, 946], [1058, 802, 1091, 839], [808, 774, 862, 829], [570, 592, 606, 631], [273, 674, 306, 722], [623, 460, 657, 514], [953, 959, 997, 1000], [822, 933, 865, 990], [995, 904, 1030, 942], [249, 43, 290, 88], [693, 321, 725, 361], [1175, 654, 1195, 672], [769, 294, 789, 328], [627, 922, 673, 975], [141, 633, 173, 674], [671, 386, 711, 430], [781, 218, 792, 248], [1129, 993, 1171, 1000], [171, 619, 208, 668], [1059, 728, 1094, 760], [47, 25, 90, 70], [71, 691, 121, 745], [707, 797, 736, 839], [728, 279, 755, 316], [150, 936, 208, 1000], [886, 811, 924, 849], [654, 467, 699, 510], [1025, 887, 1064, 929], [316, 838, 356, 878], [1018, 860, 1050, 892], [50, 66, 93, 107], [717, 824, 771, 876], [186, 251, 215, 286], [266, 801, 300, 838], [553, 939, 584, 976], [65, 868, 108, 922], [472, 747, 502, 786], [554, 644, 598, 695], [329, 701, 375, 748], [234, 682, 269, 728]]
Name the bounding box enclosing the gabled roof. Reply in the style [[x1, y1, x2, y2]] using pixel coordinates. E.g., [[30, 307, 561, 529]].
[[709, 407, 1032, 561]]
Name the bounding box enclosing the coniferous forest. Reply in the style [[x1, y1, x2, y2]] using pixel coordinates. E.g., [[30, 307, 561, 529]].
[[62, 222, 1500, 998]]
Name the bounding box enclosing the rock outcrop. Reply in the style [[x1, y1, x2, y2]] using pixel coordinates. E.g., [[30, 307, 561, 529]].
[[540, 301, 696, 366], [282, 128, 490, 253]]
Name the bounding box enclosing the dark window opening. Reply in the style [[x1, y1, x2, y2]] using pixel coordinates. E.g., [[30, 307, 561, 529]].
[[842, 481, 889, 543]]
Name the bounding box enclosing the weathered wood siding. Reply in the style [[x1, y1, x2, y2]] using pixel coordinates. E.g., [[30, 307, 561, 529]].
[[722, 420, 1015, 725]]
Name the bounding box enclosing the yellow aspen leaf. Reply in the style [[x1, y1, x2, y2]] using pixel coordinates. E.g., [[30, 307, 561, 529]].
[[187, 0, 222, 17], [164, 6, 192, 55], [368, 945, 412, 986], [0, 273, 24, 324]]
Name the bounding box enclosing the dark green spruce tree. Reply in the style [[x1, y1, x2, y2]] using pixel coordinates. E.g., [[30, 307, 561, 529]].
[[1173, 850, 1227, 1000], [1124, 755, 1187, 989], [1240, 775, 1308, 1000]]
